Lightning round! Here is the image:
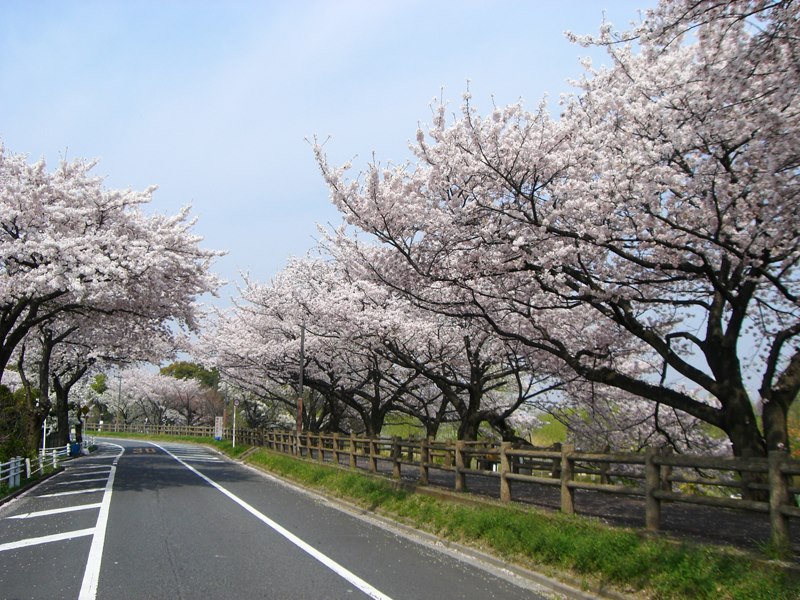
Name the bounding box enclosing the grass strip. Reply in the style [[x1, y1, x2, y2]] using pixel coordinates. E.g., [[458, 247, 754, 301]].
[[247, 449, 798, 600]]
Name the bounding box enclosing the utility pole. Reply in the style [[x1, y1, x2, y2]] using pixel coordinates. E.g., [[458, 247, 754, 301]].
[[297, 324, 305, 435]]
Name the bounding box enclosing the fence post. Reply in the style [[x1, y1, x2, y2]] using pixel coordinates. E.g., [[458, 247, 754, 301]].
[[560, 443, 575, 514], [349, 434, 357, 469], [551, 442, 562, 479], [25, 457, 31, 479], [645, 447, 661, 531], [455, 440, 466, 492], [499, 442, 511, 502], [768, 450, 792, 555], [11, 457, 20, 488], [368, 437, 378, 473], [317, 434, 325, 463], [444, 440, 454, 467], [660, 446, 673, 494], [419, 437, 430, 485], [332, 433, 340, 466], [390, 437, 400, 479]]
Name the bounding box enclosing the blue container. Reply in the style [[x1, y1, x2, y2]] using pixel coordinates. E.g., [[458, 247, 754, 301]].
[[69, 443, 81, 457]]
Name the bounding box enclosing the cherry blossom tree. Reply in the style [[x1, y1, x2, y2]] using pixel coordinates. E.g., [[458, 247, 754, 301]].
[[13, 300, 193, 446], [206, 255, 565, 440], [0, 147, 220, 385], [316, 0, 799, 458], [99, 369, 205, 426], [0, 146, 220, 449]]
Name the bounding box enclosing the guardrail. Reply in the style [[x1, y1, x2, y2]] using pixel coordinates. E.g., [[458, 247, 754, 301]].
[[85, 422, 800, 551], [1, 437, 96, 494], [0, 456, 24, 489]]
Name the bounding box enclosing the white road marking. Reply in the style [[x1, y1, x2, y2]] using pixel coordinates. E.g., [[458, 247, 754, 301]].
[[78, 442, 124, 600], [37, 488, 105, 498], [65, 469, 112, 475], [151, 442, 395, 600], [0, 528, 95, 552], [6, 503, 102, 520], [55, 478, 108, 485]]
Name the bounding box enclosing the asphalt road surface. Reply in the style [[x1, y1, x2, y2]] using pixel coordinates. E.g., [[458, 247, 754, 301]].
[[0, 440, 563, 599]]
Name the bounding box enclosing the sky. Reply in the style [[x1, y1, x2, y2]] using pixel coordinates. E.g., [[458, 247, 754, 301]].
[[0, 0, 656, 304]]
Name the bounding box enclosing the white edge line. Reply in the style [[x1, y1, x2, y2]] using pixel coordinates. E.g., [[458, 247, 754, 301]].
[[78, 442, 124, 600], [0, 528, 95, 552], [150, 441, 394, 600]]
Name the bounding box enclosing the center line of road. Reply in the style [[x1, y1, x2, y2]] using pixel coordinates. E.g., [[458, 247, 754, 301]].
[[150, 442, 395, 600]]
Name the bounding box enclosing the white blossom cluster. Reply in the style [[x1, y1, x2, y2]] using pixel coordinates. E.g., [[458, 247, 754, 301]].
[[298, 0, 796, 456], [0, 147, 221, 446]]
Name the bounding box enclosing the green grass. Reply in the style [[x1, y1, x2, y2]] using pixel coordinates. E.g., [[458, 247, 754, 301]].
[[247, 450, 798, 600], [529, 413, 567, 446]]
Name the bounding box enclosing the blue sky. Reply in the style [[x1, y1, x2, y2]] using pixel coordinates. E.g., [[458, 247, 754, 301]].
[[1, 0, 654, 303]]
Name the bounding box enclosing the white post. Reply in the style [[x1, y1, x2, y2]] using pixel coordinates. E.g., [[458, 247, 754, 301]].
[[25, 457, 31, 479], [232, 402, 237, 449]]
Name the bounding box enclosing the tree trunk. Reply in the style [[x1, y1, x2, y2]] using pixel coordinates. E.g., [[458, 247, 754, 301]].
[[53, 380, 71, 446], [762, 399, 789, 453], [722, 390, 768, 500], [458, 416, 480, 441]]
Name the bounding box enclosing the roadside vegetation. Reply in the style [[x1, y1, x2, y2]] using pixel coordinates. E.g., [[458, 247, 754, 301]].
[[245, 450, 796, 600], [86, 431, 798, 599]]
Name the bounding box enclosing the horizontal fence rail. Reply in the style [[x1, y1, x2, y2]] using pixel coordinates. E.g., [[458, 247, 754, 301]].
[[1, 437, 95, 494], [87, 422, 800, 551]]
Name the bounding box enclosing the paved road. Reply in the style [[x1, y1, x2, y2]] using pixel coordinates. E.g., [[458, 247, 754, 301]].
[[0, 440, 562, 599]]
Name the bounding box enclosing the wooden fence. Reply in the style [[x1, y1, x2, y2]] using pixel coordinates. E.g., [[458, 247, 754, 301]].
[[87, 422, 800, 552]]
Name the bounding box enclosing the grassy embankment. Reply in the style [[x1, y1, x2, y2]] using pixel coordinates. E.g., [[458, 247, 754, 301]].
[[91, 430, 798, 599]]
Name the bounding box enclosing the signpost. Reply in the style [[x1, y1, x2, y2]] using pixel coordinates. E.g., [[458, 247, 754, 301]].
[[214, 416, 223, 441]]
